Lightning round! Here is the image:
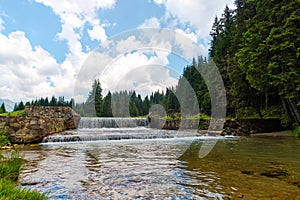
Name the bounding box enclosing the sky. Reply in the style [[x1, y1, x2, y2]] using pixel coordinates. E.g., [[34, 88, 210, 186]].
[[0, 0, 235, 103]]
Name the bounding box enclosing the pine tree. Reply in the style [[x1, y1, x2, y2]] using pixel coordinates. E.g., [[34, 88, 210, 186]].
[[0, 103, 5, 114], [86, 79, 103, 117], [102, 91, 113, 117]]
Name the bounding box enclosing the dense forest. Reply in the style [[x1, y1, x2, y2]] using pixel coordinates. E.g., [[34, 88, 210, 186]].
[[4, 0, 299, 128], [74, 57, 215, 118], [12, 96, 74, 111], [76, 0, 299, 127], [74, 79, 180, 117], [209, 0, 299, 126]]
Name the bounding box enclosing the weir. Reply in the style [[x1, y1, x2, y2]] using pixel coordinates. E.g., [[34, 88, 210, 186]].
[[41, 117, 202, 143], [78, 117, 149, 129]]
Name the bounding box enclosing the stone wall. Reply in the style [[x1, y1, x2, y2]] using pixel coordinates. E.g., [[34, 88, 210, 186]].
[[149, 117, 283, 135], [0, 106, 80, 144]]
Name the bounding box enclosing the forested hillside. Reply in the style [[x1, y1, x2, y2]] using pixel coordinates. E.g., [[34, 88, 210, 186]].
[[209, 0, 299, 126], [66, 0, 300, 128]]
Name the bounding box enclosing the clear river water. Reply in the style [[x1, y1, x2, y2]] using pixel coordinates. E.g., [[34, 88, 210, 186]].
[[19, 118, 300, 199]]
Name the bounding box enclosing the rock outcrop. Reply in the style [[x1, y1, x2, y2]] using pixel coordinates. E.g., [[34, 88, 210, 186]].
[[0, 106, 80, 144]]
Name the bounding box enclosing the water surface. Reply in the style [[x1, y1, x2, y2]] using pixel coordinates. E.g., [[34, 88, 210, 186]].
[[20, 128, 300, 199]]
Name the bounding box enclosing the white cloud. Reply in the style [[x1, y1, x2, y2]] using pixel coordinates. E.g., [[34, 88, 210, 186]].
[[98, 50, 175, 97], [34, 0, 116, 72], [175, 28, 198, 43], [153, 0, 235, 37], [0, 31, 83, 101], [0, 0, 118, 102], [152, 0, 166, 5], [115, 36, 144, 53], [88, 25, 107, 42], [139, 17, 161, 29]]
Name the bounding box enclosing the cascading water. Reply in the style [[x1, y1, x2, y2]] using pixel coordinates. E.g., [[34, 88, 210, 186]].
[[42, 117, 201, 143], [78, 117, 149, 129]]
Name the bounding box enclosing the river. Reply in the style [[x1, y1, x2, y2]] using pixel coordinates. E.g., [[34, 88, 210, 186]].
[[19, 118, 300, 199]]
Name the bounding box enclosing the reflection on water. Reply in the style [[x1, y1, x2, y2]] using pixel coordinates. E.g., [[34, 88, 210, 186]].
[[20, 129, 300, 199]]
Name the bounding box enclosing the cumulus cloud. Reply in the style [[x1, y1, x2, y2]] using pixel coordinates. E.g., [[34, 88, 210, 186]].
[[34, 0, 116, 70], [98, 50, 174, 96], [153, 0, 235, 37], [0, 0, 118, 102], [0, 28, 88, 102], [88, 25, 107, 42], [0, 31, 62, 101], [139, 17, 161, 29], [175, 28, 198, 43]]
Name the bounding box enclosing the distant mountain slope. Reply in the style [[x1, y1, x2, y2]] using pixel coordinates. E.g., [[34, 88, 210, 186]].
[[0, 99, 15, 112]]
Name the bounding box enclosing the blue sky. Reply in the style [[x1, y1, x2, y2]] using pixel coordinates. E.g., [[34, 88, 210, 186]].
[[0, 0, 234, 102]]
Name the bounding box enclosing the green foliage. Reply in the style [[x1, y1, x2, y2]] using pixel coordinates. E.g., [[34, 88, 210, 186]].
[[0, 151, 46, 199], [0, 151, 22, 181], [0, 103, 6, 114], [209, 0, 300, 125], [13, 96, 74, 112], [186, 113, 211, 120], [289, 124, 300, 136], [0, 135, 11, 147], [102, 91, 113, 117], [0, 110, 27, 117], [163, 116, 173, 120], [0, 179, 46, 200], [85, 79, 103, 117]]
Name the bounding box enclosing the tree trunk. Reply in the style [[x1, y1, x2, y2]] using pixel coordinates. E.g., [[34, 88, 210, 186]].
[[288, 98, 300, 125], [265, 92, 268, 111], [280, 95, 293, 127]]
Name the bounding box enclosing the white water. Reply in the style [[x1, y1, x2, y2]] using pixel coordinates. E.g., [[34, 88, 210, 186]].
[[42, 117, 204, 143], [19, 118, 300, 199], [78, 117, 149, 129]]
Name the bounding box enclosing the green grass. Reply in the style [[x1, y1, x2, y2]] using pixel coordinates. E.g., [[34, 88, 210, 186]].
[[0, 150, 46, 199], [0, 135, 10, 147], [0, 179, 46, 200], [0, 110, 27, 117], [289, 124, 300, 136], [186, 113, 210, 120], [163, 116, 173, 120], [0, 151, 22, 181]]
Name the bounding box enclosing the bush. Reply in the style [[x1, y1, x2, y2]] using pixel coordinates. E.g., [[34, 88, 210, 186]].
[[290, 124, 300, 136]]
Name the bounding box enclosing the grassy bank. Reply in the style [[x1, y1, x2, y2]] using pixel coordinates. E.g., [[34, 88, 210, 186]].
[[0, 110, 27, 117], [0, 134, 46, 199]]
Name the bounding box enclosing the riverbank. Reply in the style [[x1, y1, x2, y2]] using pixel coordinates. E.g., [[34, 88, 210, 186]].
[[250, 131, 298, 137], [0, 148, 46, 199], [148, 117, 284, 135]]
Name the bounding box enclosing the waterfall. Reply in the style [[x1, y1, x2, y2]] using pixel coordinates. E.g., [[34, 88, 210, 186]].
[[41, 117, 201, 144], [78, 117, 149, 129], [42, 132, 201, 143]]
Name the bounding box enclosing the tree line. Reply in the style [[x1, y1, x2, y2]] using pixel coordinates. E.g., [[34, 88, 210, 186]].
[[209, 0, 299, 126], [3, 0, 299, 126], [74, 57, 212, 118], [13, 96, 74, 111], [74, 79, 179, 117], [76, 0, 299, 127]]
